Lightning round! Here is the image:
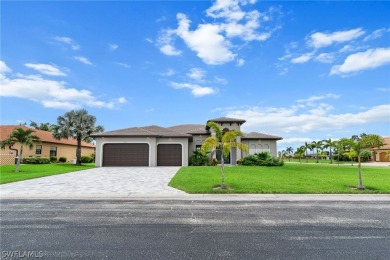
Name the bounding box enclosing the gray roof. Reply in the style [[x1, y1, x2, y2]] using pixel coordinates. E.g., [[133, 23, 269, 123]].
[[168, 124, 209, 135], [242, 132, 282, 140], [92, 125, 191, 138], [207, 117, 246, 123]]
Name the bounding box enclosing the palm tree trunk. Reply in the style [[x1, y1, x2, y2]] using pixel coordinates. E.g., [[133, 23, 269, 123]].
[[357, 155, 364, 190], [329, 147, 333, 164], [221, 151, 226, 189], [221, 152, 225, 189], [15, 145, 23, 173], [306, 150, 308, 163], [76, 138, 82, 166]]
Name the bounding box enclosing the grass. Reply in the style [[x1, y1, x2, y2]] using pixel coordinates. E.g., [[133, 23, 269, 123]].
[[0, 163, 95, 184], [168, 164, 390, 194], [284, 158, 352, 164]]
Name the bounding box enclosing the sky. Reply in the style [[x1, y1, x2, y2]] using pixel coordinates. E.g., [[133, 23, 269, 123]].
[[1, 0, 389, 151]]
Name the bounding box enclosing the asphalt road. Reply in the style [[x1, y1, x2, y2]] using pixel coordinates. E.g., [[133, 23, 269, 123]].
[[1, 199, 389, 260]]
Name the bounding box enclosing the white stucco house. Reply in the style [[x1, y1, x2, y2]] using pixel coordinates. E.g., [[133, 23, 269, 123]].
[[92, 117, 282, 167]]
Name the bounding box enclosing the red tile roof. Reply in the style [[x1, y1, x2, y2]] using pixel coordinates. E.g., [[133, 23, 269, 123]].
[[0, 125, 95, 148]]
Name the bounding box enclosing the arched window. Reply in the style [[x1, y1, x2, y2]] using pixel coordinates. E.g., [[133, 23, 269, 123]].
[[257, 144, 263, 153], [263, 144, 270, 153]]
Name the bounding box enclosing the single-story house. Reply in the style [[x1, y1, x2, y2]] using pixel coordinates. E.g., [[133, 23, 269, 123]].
[[0, 125, 95, 165], [92, 117, 282, 167], [372, 136, 390, 162]]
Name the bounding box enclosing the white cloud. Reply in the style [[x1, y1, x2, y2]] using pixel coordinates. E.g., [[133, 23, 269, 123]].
[[291, 52, 314, 64], [176, 13, 236, 65], [0, 61, 124, 110], [214, 76, 228, 85], [157, 1, 280, 65], [109, 43, 119, 51], [116, 62, 131, 69], [206, 0, 247, 21], [25, 63, 66, 76], [54, 36, 80, 50], [161, 68, 176, 77], [187, 68, 206, 81], [377, 87, 390, 92], [0, 60, 12, 74], [315, 53, 335, 63], [297, 93, 340, 103], [330, 48, 390, 76], [115, 97, 127, 103], [225, 103, 390, 134], [308, 28, 365, 49], [363, 28, 389, 41], [170, 82, 217, 97], [157, 29, 182, 56], [160, 44, 182, 56], [236, 58, 245, 66], [74, 56, 93, 65]]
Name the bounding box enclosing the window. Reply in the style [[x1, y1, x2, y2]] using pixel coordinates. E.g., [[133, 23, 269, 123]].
[[195, 145, 202, 151], [35, 145, 42, 155], [257, 144, 263, 153], [263, 144, 270, 153], [50, 146, 57, 157]]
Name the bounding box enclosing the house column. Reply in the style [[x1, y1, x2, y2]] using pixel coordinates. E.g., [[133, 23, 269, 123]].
[[149, 137, 157, 167]]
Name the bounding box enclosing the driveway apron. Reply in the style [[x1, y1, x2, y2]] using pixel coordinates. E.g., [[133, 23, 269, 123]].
[[0, 167, 185, 197]]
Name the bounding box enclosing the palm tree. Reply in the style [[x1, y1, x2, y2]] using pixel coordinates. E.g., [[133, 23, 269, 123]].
[[296, 146, 306, 164], [311, 141, 323, 163], [29, 121, 55, 132], [52, 109, 104, 166], [322, 138, 336, 164], [286, 147, 294, 162], [304, 142, 312, 163], [0, 128, 40, 172], [350, 134, 384, 190], [201, 121, 248, 189]]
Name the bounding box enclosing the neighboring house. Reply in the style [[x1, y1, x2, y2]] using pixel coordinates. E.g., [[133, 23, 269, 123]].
[[372, 136, 390, 162], [0, 125, 95, 165], [92, 117, 282, 167]]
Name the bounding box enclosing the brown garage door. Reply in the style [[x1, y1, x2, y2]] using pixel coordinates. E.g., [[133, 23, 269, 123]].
[[157, 144, 182, 166], [103, 143, 149, 166]]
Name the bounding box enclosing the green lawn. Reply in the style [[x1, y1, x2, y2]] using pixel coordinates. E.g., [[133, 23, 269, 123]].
[[169, 164, 390, 194], [0, 163, 95, 184]]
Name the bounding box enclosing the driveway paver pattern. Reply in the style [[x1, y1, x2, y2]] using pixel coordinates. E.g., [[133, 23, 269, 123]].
[[0, 167, 185, 196]]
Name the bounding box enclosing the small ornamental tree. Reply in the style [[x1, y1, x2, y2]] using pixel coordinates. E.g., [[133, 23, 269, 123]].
[[0, 128, 40, 172], [201, 121, 248, 189], [350, 134, 384, 190]]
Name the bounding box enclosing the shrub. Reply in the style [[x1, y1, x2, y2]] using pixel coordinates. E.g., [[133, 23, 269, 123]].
[[50, 156, 57, 163], [238, 152, 284, 166], [189, 150, 209, 166], [23, 156, 51, 164], [59, 157, 67, 163], [360, 151, 372, 162], [209, 158, 219, 166], [81, 156, 93, 163]]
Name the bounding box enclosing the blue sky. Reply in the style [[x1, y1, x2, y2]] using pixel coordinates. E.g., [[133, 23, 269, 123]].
[[1, 0, 389, 151]]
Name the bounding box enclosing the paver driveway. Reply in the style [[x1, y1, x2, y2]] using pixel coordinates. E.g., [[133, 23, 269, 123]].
[[0, 167, 185, 197]]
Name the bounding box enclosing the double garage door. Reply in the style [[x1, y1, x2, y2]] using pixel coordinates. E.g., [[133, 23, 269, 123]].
[[103, 143, 182, 166]]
